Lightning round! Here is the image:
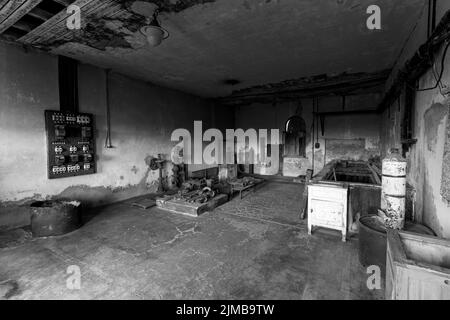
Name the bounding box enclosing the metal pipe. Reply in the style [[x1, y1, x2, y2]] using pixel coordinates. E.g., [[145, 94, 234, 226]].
[[105, 69, 113, 149]]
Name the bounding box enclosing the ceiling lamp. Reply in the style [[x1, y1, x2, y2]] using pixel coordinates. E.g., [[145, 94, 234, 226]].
[[140, 9, 169, 47]]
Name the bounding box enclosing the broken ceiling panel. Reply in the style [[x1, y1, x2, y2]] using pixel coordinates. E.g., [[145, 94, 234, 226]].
[[9, 0, 219, 51]]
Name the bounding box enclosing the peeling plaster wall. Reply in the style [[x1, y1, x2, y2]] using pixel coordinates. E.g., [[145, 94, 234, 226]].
[[382, 66, 450, 238], [235, 93, 382, 176], [381, 5, 450, 238], [0, 42, 221, 229], [382, 71, 450, 238]]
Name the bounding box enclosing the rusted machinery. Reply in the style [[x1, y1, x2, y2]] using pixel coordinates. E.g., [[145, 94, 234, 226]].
[[156, 177, 227, 217], [148, 154, 167, 193], [174, 187, 216, 204]]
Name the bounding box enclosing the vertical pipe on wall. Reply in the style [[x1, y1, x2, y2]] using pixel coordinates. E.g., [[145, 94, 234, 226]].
[[311, 98, 316, 173], [428, 0, 432, 38], [427, 0, 438, 38], [431, 0, 437, 33], [105, 69, 113, 149], [58, 56, 79, 113]]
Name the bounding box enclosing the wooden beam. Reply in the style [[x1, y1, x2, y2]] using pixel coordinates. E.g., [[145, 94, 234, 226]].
[[12, 19, 34, 32], [27, 7, 53, 21], [218, 70, 389, 106], [0, 0, 43, 34], [17, 0, 116, 45], [0, 0, 10, 10], [52, 0, 73, 6], [313, 109, 378, 116], [0, 1, 26, 24]]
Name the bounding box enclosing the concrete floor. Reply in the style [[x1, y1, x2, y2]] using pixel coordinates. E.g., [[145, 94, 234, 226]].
[[0, 182, 383, 300]]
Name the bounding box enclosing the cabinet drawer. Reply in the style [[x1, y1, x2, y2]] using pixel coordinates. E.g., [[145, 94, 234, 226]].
[[308, 185, 347, 201]]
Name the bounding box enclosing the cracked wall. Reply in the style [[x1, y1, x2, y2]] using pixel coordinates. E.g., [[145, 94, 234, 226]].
[[0, 41, 226, 229]]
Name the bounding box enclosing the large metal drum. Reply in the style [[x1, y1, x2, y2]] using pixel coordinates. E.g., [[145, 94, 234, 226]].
[[359, 215, 434, 277], [381, 149, 407, 229], [30, 201, 81, 237]]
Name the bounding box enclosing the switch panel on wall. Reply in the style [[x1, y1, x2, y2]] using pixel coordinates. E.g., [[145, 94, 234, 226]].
[[45, 110, 96, 179]]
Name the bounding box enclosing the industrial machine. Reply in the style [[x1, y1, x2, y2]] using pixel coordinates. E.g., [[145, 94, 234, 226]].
[[44, 110, 96, 179], [148, 154, 166, 193]]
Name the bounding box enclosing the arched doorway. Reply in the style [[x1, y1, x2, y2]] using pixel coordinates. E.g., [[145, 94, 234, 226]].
[[284, 116, 306, 157]]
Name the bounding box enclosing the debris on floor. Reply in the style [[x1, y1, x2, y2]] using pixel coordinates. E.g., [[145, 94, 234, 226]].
[[131, 198, 156, 210]]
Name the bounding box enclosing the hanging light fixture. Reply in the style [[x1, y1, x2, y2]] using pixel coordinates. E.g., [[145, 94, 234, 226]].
[[140, 9, 169, 47]]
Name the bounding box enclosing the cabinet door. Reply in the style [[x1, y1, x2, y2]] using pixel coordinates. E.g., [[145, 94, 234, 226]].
[[310, 199, 344, 226]]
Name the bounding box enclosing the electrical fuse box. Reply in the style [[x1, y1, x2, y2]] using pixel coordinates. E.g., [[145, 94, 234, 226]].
[[45, 110, 96, 179]]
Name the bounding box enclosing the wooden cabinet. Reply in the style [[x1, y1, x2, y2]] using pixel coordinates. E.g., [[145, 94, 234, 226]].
[[307, 183, 348, 242], [386, 230, 450, 300]]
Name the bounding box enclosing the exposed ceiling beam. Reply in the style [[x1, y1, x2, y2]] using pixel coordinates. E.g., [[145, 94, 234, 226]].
[[52, 0, 74, 6], [13, 19, 34, 32], [218, 70, 390, 106], [27, 7, 54, 21], [0, 0, 43, 34], [17, 0, 113, 45]]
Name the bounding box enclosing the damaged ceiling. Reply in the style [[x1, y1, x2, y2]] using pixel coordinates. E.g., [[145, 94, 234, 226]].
[[0, 0, 426, 98]]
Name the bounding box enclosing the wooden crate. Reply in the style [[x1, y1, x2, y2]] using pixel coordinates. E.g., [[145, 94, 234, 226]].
[[386, 230, 450, 300]]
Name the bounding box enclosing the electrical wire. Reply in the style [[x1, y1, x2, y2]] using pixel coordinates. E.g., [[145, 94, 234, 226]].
[[416, 39, 450, 93]]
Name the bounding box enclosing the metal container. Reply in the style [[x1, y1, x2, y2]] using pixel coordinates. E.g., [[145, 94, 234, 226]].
[[359, 215, 435, 278], [381, 148, 407, 229], [359, 215, 387, 274], [30, 201, 81, 237]]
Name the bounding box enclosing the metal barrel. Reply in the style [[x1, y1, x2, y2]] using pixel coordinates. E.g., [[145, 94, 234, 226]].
[[381, 149, 407, 229]]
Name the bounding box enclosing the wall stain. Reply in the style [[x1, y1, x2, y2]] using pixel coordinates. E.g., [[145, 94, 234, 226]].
[[440, 101, 450, 203], [424, 168, 444, 237], [424, 102, 447, 152]]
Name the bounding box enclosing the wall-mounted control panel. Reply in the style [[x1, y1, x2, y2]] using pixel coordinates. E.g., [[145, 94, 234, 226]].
[[45, 110, 96, 179]]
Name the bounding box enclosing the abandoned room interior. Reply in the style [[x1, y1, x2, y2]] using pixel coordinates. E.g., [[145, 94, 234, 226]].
[[0, 0, 450, 301]]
